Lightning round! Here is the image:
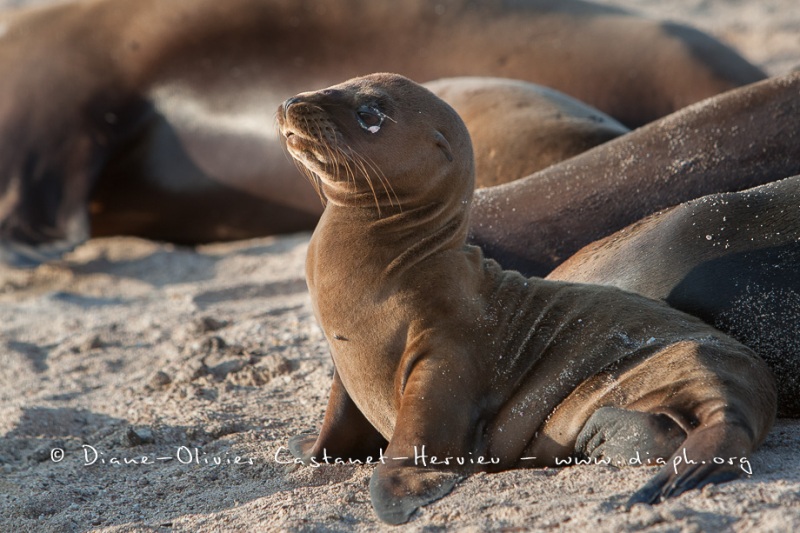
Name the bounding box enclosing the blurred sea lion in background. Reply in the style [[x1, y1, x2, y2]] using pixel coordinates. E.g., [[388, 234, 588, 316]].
[[0, 0, 765, 266], [426, 77, 629, 187]]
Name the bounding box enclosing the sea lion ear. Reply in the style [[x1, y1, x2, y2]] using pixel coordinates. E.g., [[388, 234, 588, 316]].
[[434, 131, 454, 162]]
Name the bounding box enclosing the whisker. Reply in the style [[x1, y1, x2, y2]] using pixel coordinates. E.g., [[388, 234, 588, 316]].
[[312, 120, 346, 187], [365, 155, 399, 210], [338, 148, 356, 191], [349, 146, 401, 213], [353, 153, 382, 215], [296, 117, 327, 205], [355, 153, 384, 214], [282, 117, 326, 205]]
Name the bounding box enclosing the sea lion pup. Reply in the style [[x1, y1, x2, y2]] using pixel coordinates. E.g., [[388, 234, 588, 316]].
[[469, 72, 800, 277], [0, 0, 765, 267], [425, 77, 629, 187], [277, 73, 776, 524], [548, 176, 800, 417]]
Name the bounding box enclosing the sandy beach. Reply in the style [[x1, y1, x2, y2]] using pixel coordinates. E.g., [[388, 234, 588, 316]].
[[1, 1, 799, 531]]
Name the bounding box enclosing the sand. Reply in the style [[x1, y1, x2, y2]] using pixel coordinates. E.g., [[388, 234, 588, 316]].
[[1, 1, 799, 531]]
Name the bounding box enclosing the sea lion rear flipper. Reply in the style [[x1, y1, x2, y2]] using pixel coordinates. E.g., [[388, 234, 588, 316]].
[[289, 368, 387, 463], [627, 458, 741, 507], [626, 422, 754, 507], [575, 406, 687, 467]]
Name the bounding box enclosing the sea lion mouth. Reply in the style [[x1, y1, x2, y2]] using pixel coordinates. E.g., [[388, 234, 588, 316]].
[[278, 111, 344, 203], [278, 105, 338, 167], [283, 129, 333, 168]]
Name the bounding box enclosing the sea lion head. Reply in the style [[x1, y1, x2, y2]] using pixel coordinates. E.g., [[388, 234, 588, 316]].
[[278, 73, 474, 214]]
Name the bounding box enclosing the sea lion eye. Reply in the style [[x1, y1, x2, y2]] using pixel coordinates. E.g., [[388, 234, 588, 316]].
[[356, 106, 384, 133]]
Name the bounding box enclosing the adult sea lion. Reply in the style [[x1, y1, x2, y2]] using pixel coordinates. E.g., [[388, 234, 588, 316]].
[[469, 72, 800, 277], [277, 73, 776, 524], [425, 77, 629, 186], [0, 0, 765, 266], [548, 176, 800, 417]]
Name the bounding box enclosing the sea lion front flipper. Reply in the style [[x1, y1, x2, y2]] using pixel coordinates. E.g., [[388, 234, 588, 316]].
[[575, 407, 687, 467], [369, 463, 461, 525], [289, 368, 387, 463], [368, 364, 474, 525], [626, 422, 754, 507]]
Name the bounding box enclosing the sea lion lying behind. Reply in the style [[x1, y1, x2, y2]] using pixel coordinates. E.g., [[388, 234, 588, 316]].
[[548, 176, 800, 417], [277, 73, 776, 524], [469, 72, 800, 277]]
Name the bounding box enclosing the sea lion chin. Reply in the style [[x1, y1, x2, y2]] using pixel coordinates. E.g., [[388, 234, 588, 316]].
[[278, 73, 776, 525]]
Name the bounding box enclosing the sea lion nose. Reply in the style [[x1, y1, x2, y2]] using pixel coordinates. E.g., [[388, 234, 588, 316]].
[[281, 96, 302, 120]]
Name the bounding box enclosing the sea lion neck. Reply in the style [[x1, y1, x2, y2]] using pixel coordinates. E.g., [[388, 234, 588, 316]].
[[316, 197, 471, 281]]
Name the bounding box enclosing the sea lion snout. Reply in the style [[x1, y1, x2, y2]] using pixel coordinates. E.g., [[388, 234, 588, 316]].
[[280, 96, 300, 117], [279, 88, 349, 120]]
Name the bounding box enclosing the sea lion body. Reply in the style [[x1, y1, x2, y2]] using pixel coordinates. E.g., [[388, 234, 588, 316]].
[[469, 72, 800, 277], [0, 0, 765, 265], [425, 77, 629, 186], [548, 176, 800, 417], [278, 74, 776, 524]]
